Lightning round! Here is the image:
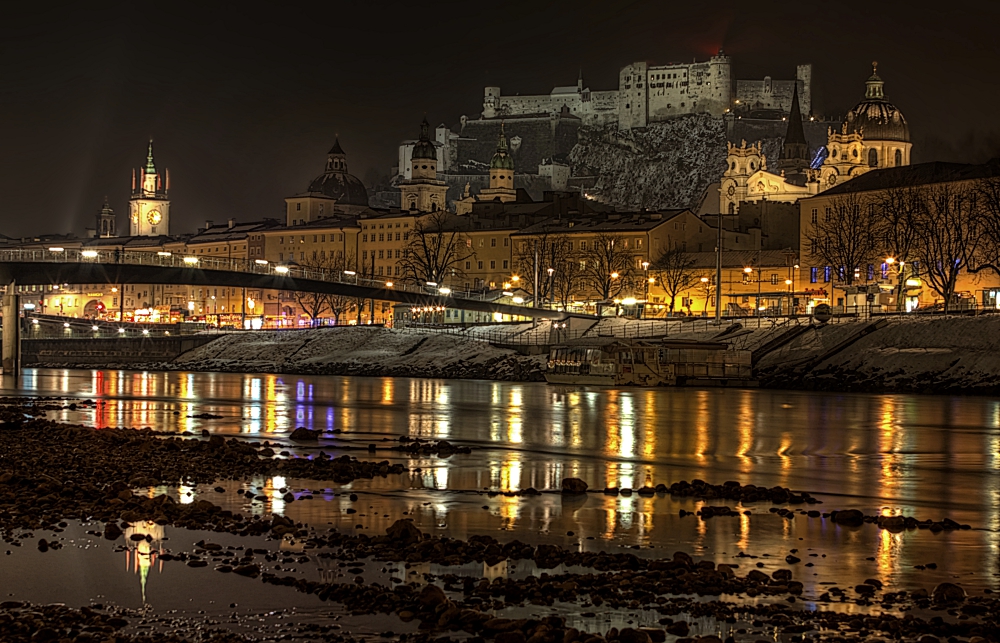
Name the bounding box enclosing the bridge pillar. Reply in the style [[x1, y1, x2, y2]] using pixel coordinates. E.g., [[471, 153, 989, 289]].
[[2, 282, 20, 374]]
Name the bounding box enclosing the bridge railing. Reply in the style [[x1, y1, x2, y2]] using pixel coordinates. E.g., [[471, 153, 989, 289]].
[[0, 248, 497, 303]]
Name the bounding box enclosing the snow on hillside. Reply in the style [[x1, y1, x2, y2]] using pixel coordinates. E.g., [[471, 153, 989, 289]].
[[569, 115, 729, 210], [758, 315, 1000, 394], [172, 327, 546, 381]]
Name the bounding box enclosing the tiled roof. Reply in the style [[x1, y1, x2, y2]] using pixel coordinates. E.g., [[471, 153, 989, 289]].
[[819, 160, 1000, 197]]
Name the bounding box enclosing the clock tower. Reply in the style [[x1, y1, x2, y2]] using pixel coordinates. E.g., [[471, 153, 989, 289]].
[[129, 140, 170, 236]]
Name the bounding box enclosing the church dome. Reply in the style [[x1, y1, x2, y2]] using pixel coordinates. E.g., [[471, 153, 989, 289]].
[[411, 118, 437, 160], [490, 124, 515, 170], [845, 64, 909, 143], [307, 139, 370, 205]]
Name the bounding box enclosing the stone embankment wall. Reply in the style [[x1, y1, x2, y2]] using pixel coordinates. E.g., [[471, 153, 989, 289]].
[[755, 315, 1000, 394], [21, 336, 220, 366]]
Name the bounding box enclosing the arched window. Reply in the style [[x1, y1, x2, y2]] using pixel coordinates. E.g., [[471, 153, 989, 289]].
[[728, 202, 735, 215], [868, 149, 878, 167], [894, 149, 902, 166], [409, 201, 416, 210]]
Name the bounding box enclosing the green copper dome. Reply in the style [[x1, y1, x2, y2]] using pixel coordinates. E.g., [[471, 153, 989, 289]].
[[490, 125, 515, 170]]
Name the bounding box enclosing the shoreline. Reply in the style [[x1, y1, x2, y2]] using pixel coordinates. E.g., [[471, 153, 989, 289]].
[[21, 314, 1000, 395]]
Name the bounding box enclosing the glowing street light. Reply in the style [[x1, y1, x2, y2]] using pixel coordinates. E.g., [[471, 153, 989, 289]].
[[81, 250, 98, 258], [439, 287, 451, 295], [385, 281, 394, 288], [183, 256, 199, 265], [274, 265, 289, 274]]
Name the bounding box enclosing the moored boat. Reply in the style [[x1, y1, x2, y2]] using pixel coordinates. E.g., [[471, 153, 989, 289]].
[[544, 338, 755, 387]]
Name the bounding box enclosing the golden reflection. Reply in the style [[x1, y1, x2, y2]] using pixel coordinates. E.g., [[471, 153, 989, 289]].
[[641, 391, 657, 459], [499, 454, 522, 491], [735, 392, 754, 473], [381, 379, 394, 405], [123, 521, 165, 604], [736, 511, 751, 552], [694, 390, 710, 460], [876, 520, 903, 582]]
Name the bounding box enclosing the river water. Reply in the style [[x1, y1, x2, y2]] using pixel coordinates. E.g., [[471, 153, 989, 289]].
[[3, 368, 1000, 630]]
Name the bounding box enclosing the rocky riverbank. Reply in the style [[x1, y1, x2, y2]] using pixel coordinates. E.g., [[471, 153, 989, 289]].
[[3, 402, 999, 642]]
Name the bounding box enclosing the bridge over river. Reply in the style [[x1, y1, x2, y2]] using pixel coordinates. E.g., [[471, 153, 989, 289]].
[[0, 247, 589, 371]]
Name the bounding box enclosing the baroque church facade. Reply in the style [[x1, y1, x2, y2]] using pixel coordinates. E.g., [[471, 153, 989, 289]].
[[719, 64, 911, 213]]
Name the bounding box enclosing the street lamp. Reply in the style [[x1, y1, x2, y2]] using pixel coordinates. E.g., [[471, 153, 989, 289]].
[[641, 262, 650, 318], [546, 268, 554, 310]]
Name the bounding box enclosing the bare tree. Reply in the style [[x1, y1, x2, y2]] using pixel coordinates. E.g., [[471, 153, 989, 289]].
[[398, 211, 474, 286], [292, 254, 336, 325], [551, 252, 587, 309], [651, 247, 699, 314], [911, 183, 983, 311], [973, 176, 1000, 278], [806, 192, 882, 286], [513, 232, 577, 305], [326, 251, 357, 325], [872, 184, 922, 310], [580, 233, 633, 311]]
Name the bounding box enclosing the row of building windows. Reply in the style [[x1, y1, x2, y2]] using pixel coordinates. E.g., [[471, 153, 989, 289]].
[[463, 260, 510, 271], [808, 262, 922, 283], [363, 233, 406, 243]]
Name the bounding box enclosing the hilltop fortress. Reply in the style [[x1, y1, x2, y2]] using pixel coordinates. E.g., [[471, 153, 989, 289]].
[[482, 52, 811, 128]]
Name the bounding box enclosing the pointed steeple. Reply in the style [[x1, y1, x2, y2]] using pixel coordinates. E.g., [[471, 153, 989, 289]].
[[783, 85, 807, 147], [325, 137, 348, 172], [145, 139, 156, 174], [778, 86, 810, 179]]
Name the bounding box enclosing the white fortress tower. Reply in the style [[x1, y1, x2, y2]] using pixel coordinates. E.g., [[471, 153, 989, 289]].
[[129, 140, 170, 237]]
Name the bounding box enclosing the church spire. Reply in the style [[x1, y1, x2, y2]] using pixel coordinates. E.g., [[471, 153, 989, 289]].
[[783, 85, 807, 147], [778, 85, 810, 179], [145, 139, 156, 175]]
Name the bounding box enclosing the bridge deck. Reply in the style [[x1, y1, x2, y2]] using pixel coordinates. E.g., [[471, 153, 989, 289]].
[[0, 249, 587, 321]]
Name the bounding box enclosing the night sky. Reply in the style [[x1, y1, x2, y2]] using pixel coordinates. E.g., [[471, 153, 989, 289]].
[[3, 1, 999, 237]]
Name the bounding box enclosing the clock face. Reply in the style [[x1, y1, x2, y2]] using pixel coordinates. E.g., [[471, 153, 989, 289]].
[[147, 210, 162, 225], [727, 184, 736, 196]]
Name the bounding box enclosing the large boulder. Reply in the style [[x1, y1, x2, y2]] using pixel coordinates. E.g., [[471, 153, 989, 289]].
[[418, 584, 447, 609], [386, 518, 423, 545], [289, 427, 320, 441], [932, 582, 966, 603], [831, 509, 865, 526], [561, 478, 588, 494]]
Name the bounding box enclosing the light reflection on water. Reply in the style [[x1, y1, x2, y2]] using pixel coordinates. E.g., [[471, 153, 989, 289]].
[[6, 368, 1000, 592]]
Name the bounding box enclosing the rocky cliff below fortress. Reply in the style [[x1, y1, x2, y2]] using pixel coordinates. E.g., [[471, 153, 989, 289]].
[[567, 114, 730, 211]]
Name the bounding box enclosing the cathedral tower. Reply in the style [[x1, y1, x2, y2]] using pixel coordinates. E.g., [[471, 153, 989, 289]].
[[478, 123, 517, 203], [97, 196, 116, 237], [399, 118, 448, 212], [129, 140, 170, 236]]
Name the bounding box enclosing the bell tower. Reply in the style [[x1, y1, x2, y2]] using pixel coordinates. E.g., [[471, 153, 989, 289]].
[[129, 140, 170, 236], [478, 123, 517, 203], [97, 196, 116, 237], [398, 118, 448, 212]]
